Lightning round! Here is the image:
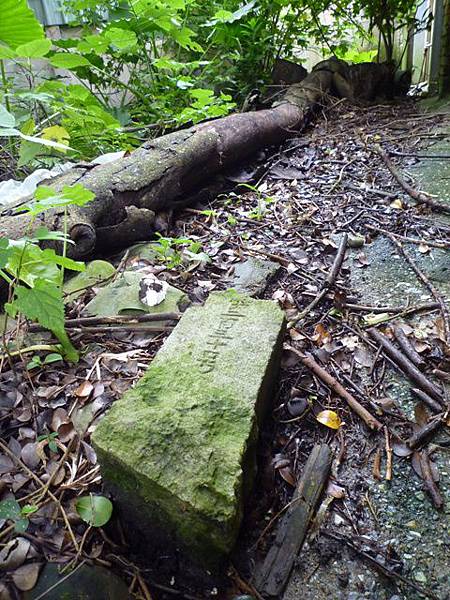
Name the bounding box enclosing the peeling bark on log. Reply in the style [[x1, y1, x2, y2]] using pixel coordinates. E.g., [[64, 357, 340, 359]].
[[0, 69, 332, 259]]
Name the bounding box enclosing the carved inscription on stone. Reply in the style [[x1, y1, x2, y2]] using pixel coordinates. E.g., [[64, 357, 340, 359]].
[[199, 299, 245, 374]]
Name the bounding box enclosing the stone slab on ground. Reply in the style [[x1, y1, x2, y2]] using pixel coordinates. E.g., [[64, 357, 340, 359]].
[[64, 260, 116, 303], [227, 257, 279, 297], [83, 270, 187, 327], [92, 291, 285, 566]]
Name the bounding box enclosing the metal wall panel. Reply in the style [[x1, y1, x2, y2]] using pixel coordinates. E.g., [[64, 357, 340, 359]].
[[28, 0, 70, 26]]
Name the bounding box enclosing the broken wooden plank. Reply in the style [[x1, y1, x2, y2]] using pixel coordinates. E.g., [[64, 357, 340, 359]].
[[254, 443, 332, 597]]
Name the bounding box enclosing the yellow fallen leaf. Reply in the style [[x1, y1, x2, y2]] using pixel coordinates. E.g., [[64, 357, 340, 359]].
[[316, 409, 342, 430], [390, 198, 403, 209]]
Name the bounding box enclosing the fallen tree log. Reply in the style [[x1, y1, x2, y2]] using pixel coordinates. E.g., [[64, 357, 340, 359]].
[[0, 68, 333, 259], [1, 58, 408, 260]]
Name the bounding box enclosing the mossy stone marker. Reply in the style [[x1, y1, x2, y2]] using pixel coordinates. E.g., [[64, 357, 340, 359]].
[[92, 291, 285, 566]]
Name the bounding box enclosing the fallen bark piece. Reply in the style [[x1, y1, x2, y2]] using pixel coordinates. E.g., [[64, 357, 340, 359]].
[[254, 444, 332, 597], [368, 328, 443, 402], [286, 346, 383, 430], [92, 292, 285, 567]]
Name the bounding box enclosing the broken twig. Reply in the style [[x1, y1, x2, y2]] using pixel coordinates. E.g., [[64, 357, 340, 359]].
[[368, 328, 443, 403], [419, 450, 444, 510], [407, 414, 445, 449], [374, 144, 450, 214], [289, 233, 348, 326], [393, 324, 426, 369], [286, 346, 383, 430], [387, 233, 450, 344]]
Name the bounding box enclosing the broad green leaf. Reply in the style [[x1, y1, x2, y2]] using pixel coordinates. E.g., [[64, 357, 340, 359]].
[[41, 249, 85, 273], [15, 38, 52, 59], [0, 105, 16, 129], [77, 35, 110, 55], [205, 1, 256, 26], [49, 53, 91, 69], [4, 242, 60, 287], [14, 519, 29, 532], [6, 281, 79, 362], [104, 27, 138, 51], [170, 27, 203, 52], [0, 128, 20, 137], [30, 227, 74, 244], [75, 495, 113, 527], [19, 132, 73, 152], [0, 238, 13, 271], [0, 45, 16, 59], [18, 119, 41, 167], [0, 0, 44, 49]]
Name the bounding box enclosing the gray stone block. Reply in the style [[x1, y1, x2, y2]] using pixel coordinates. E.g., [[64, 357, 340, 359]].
[[92, 291, 285, 566]]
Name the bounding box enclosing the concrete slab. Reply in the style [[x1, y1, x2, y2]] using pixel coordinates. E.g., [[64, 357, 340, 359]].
[[92, 291, 285, 566], [228, 257, 279, 297]]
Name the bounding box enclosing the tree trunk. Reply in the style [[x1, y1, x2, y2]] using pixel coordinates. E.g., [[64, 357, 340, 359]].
[[1, 71, 333, 259]]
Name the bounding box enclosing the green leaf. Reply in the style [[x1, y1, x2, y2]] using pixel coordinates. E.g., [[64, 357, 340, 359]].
[[0, 105, 16, 128], [0, 499, 21, 520], [21, 505, 38, 517], [75, 495, 113, 527], [15, 38, 52, 58], [49, 53, 91, 69], [104, 27, 138, 51], [24, 184, 95, 216], [6, 281, 79, 363], [43, 353, 63, 364], [8, 281, 64, 333], [77, 35, 110, 55], [14, 518, 29, 533], [170, 27, 203, 52], [0, 45, 16, 59], [27, 355, 42, 370], [29, 227, 74, 244], [0, 0, 44, 49], [0, 238, 13, 270]]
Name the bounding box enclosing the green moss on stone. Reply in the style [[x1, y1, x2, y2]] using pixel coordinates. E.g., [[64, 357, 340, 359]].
[[92, 292, 285, 564]]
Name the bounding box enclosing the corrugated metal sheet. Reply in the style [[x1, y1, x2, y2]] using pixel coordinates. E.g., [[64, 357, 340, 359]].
[[28, 0, 71, 26]]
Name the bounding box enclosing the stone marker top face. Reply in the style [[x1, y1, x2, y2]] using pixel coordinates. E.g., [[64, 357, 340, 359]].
[[92, 291, 285, 558]]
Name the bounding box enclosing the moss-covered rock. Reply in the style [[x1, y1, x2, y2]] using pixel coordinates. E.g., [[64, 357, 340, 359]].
[[92, 291, 285, 566]]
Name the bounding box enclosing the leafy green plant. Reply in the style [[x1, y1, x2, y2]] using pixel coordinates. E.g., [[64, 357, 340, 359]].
[[151, 233, 204, 269], [239, 183, 275, 221], [75, 495, 113, 527], [0, 498, 38, 533], [0, 184, 94, 363]]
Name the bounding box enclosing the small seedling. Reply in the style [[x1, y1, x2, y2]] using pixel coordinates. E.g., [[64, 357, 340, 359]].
[[37, 431, 59, 453], [27, 352, 63, 370], [151, 234, 206, 269]]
